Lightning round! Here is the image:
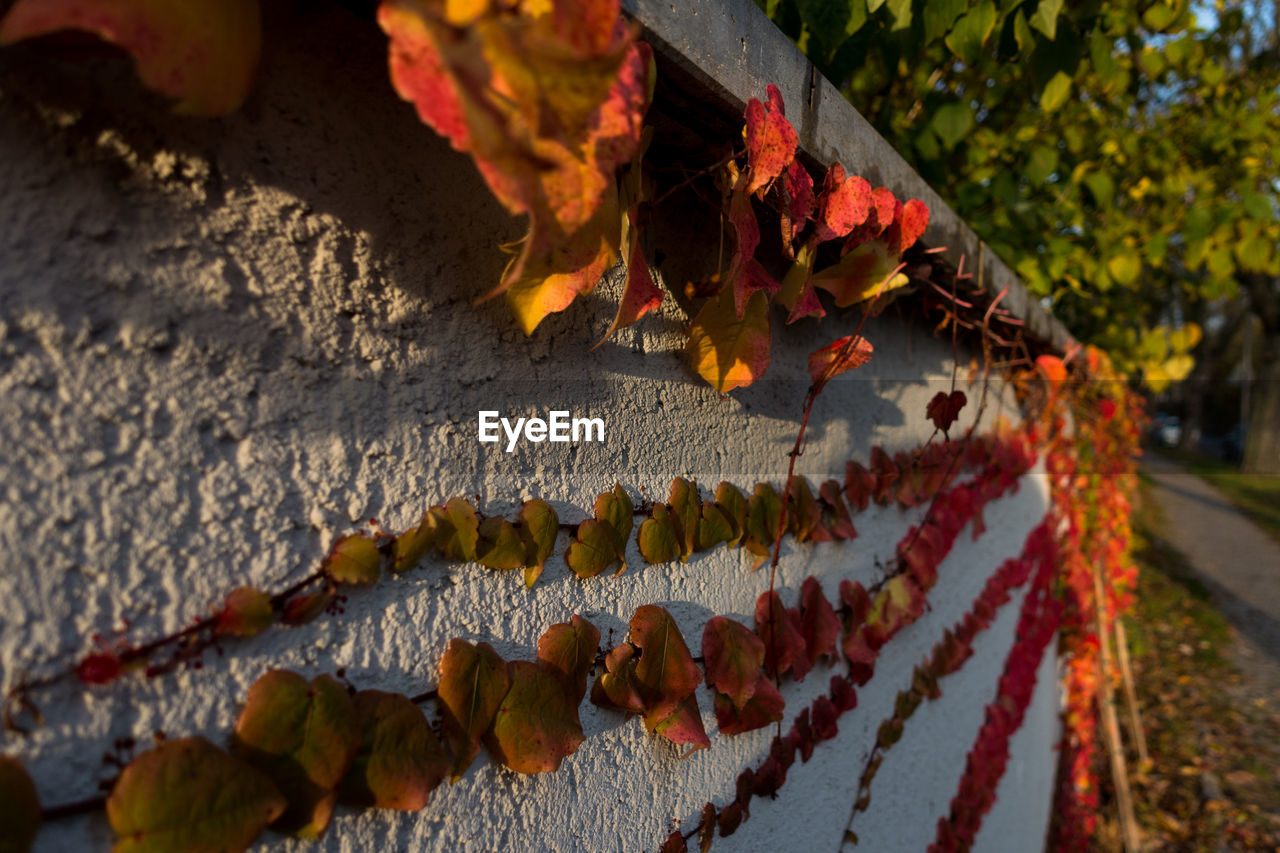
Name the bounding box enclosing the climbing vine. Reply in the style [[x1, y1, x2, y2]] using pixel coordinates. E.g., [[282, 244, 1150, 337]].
[[0, 1, 1146, 852]]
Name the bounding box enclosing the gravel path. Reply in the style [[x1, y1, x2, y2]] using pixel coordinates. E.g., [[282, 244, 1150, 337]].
[[1141, 452, 1280, 698]]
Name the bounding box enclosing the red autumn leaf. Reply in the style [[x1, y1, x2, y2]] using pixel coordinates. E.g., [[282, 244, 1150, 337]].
[[77, 651, 122, 685], [807, 335, 874, 386], [216, 587, 275, 638], [870, 446, 900, 503], [844, 461, 875, 512], [839, 579, 873, 625], [791, 707, 815, 762], [926, 390, 968, 434], [437, 639, 510, 781], [818, 479, 858, 540], [0, 0, 261, 116], [718, 800, 744, 837], [897, 199, 930, 252], [779, 159, 816, 255], [714, 673, 784, 735], [281, 586, 335, 626], [486, 660, 586, 774], [799, 577, 840, 664], [755, 591, 808, 680], [596, 205, 663, 346], [644, 692, 710, 757], [537, 615, 601, 704], [812, 163, 872, 243], [701, 616, 766, 709], [842, 627, 877, 686], [699, 802, 717, 852], [830, 674, 858, 711], [660, 830, 688, 853], [811, 695, 839, 740], [632, 605, 702, 710], [339, 690, 447, 811], [743, 84, 798, 197], [232, 671, 360, 838]]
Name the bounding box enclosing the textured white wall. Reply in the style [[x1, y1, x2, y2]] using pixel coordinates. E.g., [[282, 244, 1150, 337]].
[[0, 5, 1057, 851]]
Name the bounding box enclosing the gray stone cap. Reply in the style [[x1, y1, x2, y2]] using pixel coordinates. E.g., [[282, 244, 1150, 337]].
[[623, 0, 1077, 353]]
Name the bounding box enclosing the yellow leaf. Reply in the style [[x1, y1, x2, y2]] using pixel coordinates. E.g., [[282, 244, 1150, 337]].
[[687, 289, 771, 393]]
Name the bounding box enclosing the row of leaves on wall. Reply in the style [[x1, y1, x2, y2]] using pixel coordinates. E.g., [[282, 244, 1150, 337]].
[[0, 421, 1038, 851]]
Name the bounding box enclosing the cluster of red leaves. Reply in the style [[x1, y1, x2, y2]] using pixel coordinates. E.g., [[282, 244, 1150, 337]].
[[930, 522, 1063, 851], [846, 520, 1057, 840], [687, 87, 930, 392], [1046, 348, 1144, 851]]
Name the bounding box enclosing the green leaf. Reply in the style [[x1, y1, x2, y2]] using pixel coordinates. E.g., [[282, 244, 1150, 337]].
[[437, 640, 510, 782], [0, 756, 40, 853], [713, 482, 748, 546], [795, 0, 869, 54], [215, 587, 275, 638], [537, 615, 601, 704], [393, 513, 439, 573], [517, 499, 559, 588], [743, 483, 782, 569], [476, 516, 525, 570], [668, 477, 701, 561], [694, 502, 737, 551], [1207, 246, 1236, 280], [931, 101, 975, 150], [886, 0, 913, 30], [1142, 2, 1175, 31], [232, 671, 360, 838], [594, 483, 634, 544], [923, 0, 967, 43], [339, 691, 448, 811], [590, 643, 646, 713], [1083, 171, 1115, 209], [485, 661, 586, 774], [1107, 253, 1141, 286], [701, 616, 765, 709], [433, 498, 480, 562], [866, 0, 887, 12], [1235, 236, 1273, 271], [1025, 145, 1059, 184], [1040, 70, 1072, 112], [1028, 0, 1063, 39], [945, 0, 996, 64], [1242, 193, 1272, 221], [323, 533, 381, 585], [637, 504, 681, 564], [1013, 8, 1034, 56], [107, 737, 284, 853], [565, 519, 623, 578]]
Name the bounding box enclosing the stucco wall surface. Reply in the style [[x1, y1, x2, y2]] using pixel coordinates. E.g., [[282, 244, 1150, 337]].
[[0, 5, 1057, 851]]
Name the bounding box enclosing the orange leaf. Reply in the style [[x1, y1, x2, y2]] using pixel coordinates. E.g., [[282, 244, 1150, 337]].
[[485, 660, 586, 774], [807, 335, 873, 385], [687, 288, 771, 393], [0, 0, 261, 116], [743, 84, 798, 197]]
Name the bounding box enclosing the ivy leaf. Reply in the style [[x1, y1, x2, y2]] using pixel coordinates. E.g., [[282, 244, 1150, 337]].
[[107, 737, 284, 853], [811, 695, 839, 740], [786, 477, 826, 542], [699, 803, 717, 853], [755, 591, 809, 680], [393, 512, 439, 573], [926, 389, 968, 434], [779, 160, 817, 256], [597, 205, 663, 345], [537, 615, 601, 704], [0, 756, 39, 853], [437, 640, 510, 781], [643, 693, 710, 757], [1040, 71, 1073, 113], [799, 577, 840, 664], [807, 336, 874, 386], [743, 84, 798, 197], [486, 660, 586, 774], [637, 504, 681, 564], [931, 100, 975, 149], [818, 480, 857, 540], [281, 586, 334, 626], [701, 616, 766, 709], [668, 477, 701, 561], [714, 482, 748, 546], [339, 691, 448, 811], [215, 587, 274, 638], [323, 533, 381, 585], [743, 483, 782, 569], [590, 643, 646, 713], [517, 499, 559, 588], [718, 800, 745, 837], [713, 673, 784, 735], [595, 483, 635, 549], [945, 0, 997, 64], [694, 501, 738, 552], [813, 239, 910, 307], [831, 674, 859, 711], [813, 164, 872, 242], [1028, 0, 1063, 39], [565, 519, 623, 578], [433, 498, 480, 562], [232, 671, 360, 838], [0, 0, 261, 116], [687, 288, 771, 394], [632, 605, 703, 709], [477, 516, 525, 570], [660, 829, 688, 853]]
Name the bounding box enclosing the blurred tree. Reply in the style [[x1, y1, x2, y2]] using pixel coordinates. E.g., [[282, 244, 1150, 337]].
[[758, 0, 1280, 472]]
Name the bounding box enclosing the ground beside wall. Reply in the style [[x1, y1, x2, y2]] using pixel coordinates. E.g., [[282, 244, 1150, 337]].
[[0, 5, 1058, 851]]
